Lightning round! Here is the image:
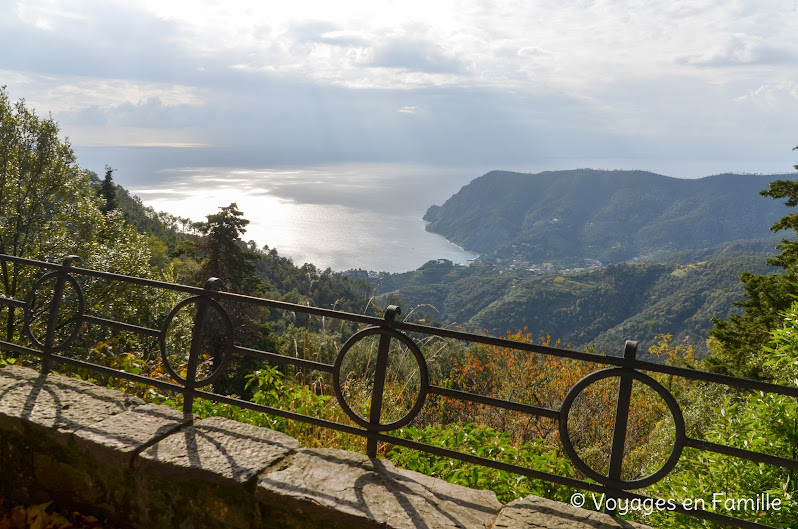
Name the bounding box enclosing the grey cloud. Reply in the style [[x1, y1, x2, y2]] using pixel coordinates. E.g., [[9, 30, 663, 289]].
[[64, 104, 109, 126], [317, 34, 371, 47], [678, 35, 796, 67], [0, 5, 202, 84], [287, 20, 340, 42], [368, 38, 465, 73], [64, 97, 205, 128], [288, 21, 369, 47], [517, 47, 547, 57]]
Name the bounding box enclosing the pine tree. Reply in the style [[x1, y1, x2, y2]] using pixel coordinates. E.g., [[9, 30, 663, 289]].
[[191, 203, 277, 395], [99, 165, 118, 215], [193, 203, 265, 294], [708, 146, 798, 378]]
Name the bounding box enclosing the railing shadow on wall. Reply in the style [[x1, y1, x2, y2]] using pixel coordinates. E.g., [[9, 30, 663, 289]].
[[0, 253, 796, 529]]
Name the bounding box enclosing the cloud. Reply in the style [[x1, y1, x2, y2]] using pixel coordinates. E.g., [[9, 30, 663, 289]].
[[1, 70, 208, 119], [288, 21, 370, 47], [517, 47, 547, 58], [678, 34, 796, 67], [14, 0, 89, 31], [1, 2, 199, 83], [54, 95, 211, 146], [735, 81, 798, 109], [367, 37, 465, 74], [64, 96, 206, 128]]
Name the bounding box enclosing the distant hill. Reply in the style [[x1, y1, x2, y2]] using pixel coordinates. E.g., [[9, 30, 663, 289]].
[[423, 169, 794, 267]]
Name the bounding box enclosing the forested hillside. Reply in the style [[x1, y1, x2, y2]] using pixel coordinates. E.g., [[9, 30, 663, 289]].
[[424, 169, 793, 267], [365, 242, 778, 358]]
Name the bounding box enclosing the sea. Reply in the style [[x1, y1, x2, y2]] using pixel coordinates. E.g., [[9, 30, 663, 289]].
[[125, 163, 481, 273]]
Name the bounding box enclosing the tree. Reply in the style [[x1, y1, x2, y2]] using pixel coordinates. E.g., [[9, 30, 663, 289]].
[[0, 87, 159, 356], [649, 308, 798, 528], [99, 165, 118, 215], [708, 146, 798, 378], [193, 203, 266, 295], [0, 86, 92, 341], [190, 203, 277, 395]]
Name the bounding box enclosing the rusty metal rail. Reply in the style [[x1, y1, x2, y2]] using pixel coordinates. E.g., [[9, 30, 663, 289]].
[[0, 253, 795, 529]]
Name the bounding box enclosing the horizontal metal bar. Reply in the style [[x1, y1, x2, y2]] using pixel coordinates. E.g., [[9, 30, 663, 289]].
[[428, 385, 560, 419], [53, 357, 187, 394], [386, 433, 608, 492], [0, 296, 25, 309], [0, 254, 201, 295], [82, 314, 161, 338], [687, 437, 798, 471], [0, 253, 389, 326], [0, 340, 40, 357], [620, 360, 798, 398], [233, 346, 335, 372], [0, 339, 186, 394]]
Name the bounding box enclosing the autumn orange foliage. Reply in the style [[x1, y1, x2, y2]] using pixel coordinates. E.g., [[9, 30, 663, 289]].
[[423, 330, 695, 482]]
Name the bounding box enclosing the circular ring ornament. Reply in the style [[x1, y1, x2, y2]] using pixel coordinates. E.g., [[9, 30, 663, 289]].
[[24, 271, 85, 352], [558, 367, 686, 489], [333, 327, 429, 431], [159, 296, 234, 388]]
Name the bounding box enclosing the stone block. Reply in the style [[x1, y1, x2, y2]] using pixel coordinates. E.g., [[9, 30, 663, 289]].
[[0, 364, 143, 508], [491, 495, 655, 529], [0, 364, 142, 437], [255, 448, 502, 529], [137, 415, 300, 485], [73, 402, 191, 469], [133, 416, 300, 529]]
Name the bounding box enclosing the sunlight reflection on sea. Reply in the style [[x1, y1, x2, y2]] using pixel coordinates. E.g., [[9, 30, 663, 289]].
[[130, 163, 478, 272]]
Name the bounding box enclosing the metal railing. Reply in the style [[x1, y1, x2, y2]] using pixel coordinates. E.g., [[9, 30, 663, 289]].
[[0, 253, 796, 529]]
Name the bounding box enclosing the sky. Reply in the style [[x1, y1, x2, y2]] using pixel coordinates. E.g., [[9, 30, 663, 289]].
[[2, 0, 798, 182]]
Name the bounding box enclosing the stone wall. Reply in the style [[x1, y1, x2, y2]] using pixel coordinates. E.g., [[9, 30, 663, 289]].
[[0, 364, 651, 529]]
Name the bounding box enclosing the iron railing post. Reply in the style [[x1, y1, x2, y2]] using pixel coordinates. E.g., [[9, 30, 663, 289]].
[[41, 256, 81, 374], [606, 340, 638, 516], [182, 277, 222, 416], [366, 305, 400, 458]]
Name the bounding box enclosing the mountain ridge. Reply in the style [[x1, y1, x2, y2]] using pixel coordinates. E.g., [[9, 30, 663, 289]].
[[423, 169, 794, 267]]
